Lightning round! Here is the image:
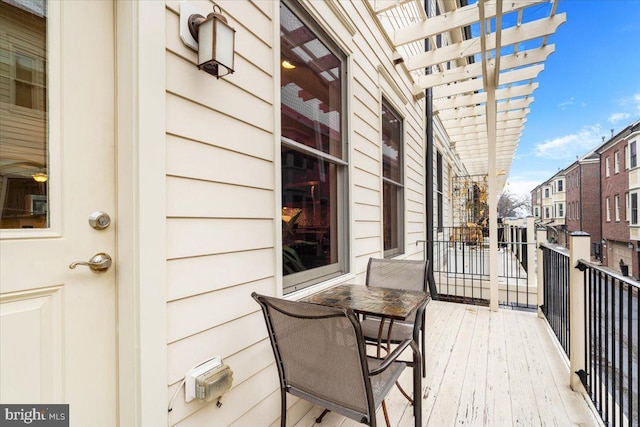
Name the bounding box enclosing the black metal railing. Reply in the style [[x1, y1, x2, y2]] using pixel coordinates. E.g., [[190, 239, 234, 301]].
[[423, 225, 534, 308], [577, 260, 639, 427], [541, 243, 570, 356]]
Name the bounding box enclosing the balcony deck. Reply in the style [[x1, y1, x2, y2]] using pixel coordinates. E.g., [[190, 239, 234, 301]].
[[295, 300, 602, 426]]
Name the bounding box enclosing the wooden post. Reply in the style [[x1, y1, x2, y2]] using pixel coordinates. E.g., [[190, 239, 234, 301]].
[[536, 226, 547, 319], [526, 217, 536, 302], [569, 231, 590, 392]]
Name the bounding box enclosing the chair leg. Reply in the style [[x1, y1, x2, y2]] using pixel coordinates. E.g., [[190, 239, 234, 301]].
[[381, 400, 391, 427], [421, 328, 426, 378], [280, 388, 287, 427], [315, 409, 331, 423]]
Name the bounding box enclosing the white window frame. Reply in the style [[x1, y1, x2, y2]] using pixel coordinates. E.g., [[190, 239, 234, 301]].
[[280, 1, 349, 293], [625, 144, 630, 170], [631, 192, 639, 226], [381, 98, 405, 258], [627, 192, 630, 222], [606, 197, 611, 222], [605, 156, 610, 177], [631, 141, 637, 169], [615, 195, 620, 221], [615, 151, 620, 174]]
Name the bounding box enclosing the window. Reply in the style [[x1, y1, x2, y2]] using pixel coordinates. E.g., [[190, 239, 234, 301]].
[[280, 1, 348, 293], [605, 156, 610, 177], [0, 2, 49, 229], [557, 179, 563, 192], [544, 188, 549, 198], [436, 151, 443, 232], [627, 192, 630, 221], [534, 207, 539, 217], [382, 100, 404, 257], [615, 151, 620, 174], [606, 197, 611, 222], [615, 195, 620, 221], [632, 193, 638, 225], [631, 141, 637, 168], [625, 144, 629, 170], [11, 53, 47, 111], [558, 203, 564, 217], [545, 207, 550, 219]]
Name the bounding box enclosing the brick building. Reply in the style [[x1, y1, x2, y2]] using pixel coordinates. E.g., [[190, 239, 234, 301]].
[[599, 133, 632, 273], [565, 151, 601, 257]]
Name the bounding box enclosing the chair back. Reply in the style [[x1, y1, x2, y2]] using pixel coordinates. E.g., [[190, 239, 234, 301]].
[[252, 293, 375, 423], [366, 258, 430, 321]]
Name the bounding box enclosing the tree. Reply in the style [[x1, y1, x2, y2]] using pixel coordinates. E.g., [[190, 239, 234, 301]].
[[497, 190, 531, 218]]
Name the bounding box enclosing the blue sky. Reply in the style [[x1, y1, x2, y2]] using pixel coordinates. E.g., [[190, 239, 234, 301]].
[[506, 0, 640, 198]]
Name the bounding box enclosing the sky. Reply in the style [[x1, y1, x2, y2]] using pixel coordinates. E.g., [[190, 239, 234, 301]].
[[505, 0, 640, 199]]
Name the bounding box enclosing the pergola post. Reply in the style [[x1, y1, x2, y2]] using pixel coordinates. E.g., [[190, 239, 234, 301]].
[[536, 226, 547, 319]]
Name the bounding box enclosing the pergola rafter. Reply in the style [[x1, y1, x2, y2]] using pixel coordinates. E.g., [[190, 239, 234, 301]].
[[368, 0, 563, 221]]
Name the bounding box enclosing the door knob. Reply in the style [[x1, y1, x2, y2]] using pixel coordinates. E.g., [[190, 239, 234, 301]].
[[69, 253, 112, 273]]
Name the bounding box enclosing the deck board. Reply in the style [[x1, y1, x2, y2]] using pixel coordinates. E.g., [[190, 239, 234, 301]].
[[295, 301, 602, 427]]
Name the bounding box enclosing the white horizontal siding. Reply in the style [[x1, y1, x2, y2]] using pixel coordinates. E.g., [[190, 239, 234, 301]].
[[167, 248, 275, 302], [163, 0, 434, 425], [164, 0, 279, 424]]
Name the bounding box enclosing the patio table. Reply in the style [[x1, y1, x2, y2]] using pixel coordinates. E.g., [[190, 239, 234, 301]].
[[301, 283, 428, 426]]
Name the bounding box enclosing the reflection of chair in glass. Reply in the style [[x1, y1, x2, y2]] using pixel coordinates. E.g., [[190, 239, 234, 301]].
[[360, 258, 431, 377], [252, 292, 415, 427]]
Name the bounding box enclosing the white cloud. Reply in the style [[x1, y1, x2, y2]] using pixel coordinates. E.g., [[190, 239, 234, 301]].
[[535, 124, 603, 160], [608, 112, 631, 124], [557, 97, 575, 110]]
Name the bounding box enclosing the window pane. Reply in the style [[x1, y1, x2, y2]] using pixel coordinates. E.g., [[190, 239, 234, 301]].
[[282, 148, 338, 275], [280, 3, 342, 159], [0, 0, 48, 229], [383, 181, 400, 255], [280, 1, 347, 293], [382, 103, 401, 183]]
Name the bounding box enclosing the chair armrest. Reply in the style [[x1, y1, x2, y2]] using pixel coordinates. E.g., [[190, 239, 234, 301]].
[[368, 338, 414, 376]]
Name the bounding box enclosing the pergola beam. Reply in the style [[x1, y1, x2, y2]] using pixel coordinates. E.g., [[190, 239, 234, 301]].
[[434, 83, 538, 110], [443, 109, 530, 127], [393, 0, 544, 47], [436, 98, 533, 120], [447, 119, 526, 135], [405, 14, 566, 71], [415, 45, 554, 91], [431, 64, 543, 99]]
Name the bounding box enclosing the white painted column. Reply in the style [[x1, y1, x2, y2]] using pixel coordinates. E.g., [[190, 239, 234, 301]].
[[486, 67, 499, 312], [536, 226, 547, 319], [526, 216, 536, 302], [569, 231, 590, 392]]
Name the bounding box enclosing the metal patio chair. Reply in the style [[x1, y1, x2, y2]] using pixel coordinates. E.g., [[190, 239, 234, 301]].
[[360, 258, 431, 377], [252, 292, 414, 427]]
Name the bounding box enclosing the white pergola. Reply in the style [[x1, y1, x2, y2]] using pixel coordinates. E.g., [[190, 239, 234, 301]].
[[368, 0, 564, 309]]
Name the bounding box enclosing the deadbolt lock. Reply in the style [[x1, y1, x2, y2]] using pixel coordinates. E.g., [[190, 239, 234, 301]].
[[89, 211, 111, 230]]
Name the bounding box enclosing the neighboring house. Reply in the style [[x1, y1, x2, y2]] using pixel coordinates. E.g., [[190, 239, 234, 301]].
[[598, 122, 640, 276], [532, 170, 566, 228], [531, 186, 542, 220], [564, 150, 601, 257], [0, 0, 563, 426], [551, 172, 566, 226], [534, 120, 640, 273]]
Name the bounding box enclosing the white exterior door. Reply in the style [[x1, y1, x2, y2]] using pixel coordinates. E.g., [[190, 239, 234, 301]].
[[0, 1, 117, 425]]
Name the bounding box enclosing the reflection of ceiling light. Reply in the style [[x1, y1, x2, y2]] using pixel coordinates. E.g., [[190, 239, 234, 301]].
[[281, 60, 296, 69], [32, 172, 48, 183]]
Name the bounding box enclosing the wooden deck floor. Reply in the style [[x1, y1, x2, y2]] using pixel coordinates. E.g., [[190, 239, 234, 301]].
[[295, 300, 602, 427]]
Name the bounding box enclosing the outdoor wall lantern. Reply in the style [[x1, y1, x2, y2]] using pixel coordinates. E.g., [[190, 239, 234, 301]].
[[181, 3, 235, 79]]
